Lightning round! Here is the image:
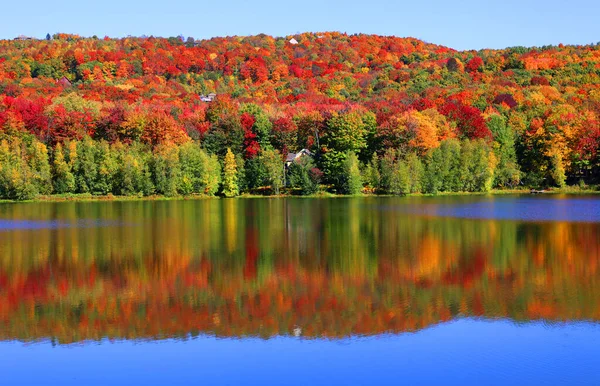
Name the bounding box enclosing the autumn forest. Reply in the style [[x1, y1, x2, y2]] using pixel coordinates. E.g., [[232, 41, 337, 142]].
[[1, 32, 600, 200]]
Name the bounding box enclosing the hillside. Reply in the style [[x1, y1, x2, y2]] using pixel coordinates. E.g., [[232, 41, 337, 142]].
[[0, 32, 599, 199]]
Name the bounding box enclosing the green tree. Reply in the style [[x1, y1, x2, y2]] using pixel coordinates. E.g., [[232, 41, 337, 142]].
[[341, 152, 363, 195], [52, 143, 75, 194], [152, 144, 181, 197], [406, 152, 424, 193], [261, 149, 284, 194], [94, 141, 118, 195], [363, 153, 380, 191], [73, 137, 98, 193], [324, 111, 369, 153], [27, 140, 52, 194], [240, 104, 273, 149], [551, 153, 566, 187], [235, 153, 247, 193], [222, 148, 239, 197], [0, 138, 37, 200], [488, 115, 520, 188], [287, 157, 319, 195]]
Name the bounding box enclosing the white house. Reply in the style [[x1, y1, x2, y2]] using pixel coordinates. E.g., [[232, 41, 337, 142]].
[[285, 149, 314, 168]]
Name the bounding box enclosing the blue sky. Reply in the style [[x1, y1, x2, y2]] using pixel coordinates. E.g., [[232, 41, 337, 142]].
[[1, 0, 599, 50]]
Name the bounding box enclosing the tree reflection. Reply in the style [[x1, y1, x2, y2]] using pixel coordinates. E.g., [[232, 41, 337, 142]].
[[0, 197, 599, 343]]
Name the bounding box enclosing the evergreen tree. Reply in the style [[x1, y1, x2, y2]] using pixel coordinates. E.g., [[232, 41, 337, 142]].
[[222, 148, 239, 197]]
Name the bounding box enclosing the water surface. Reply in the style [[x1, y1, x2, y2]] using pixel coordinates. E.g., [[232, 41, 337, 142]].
[[1, 195, 599, 384]]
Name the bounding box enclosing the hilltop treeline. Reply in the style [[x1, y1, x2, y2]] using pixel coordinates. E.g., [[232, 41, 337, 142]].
[[0, 32, 599, 199]]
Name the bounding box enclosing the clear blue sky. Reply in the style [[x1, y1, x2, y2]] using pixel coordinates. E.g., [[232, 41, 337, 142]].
[[2, 0, 599, 50]]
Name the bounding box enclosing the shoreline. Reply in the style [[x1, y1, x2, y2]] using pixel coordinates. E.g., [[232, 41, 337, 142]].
[[0, 187, 598, 204]]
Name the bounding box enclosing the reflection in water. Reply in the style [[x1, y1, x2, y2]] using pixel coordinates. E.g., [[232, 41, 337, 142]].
[[0, 196, 599, 344]]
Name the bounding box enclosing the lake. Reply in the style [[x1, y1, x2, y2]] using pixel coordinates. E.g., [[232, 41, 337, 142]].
[[1, 195, 600, 385]]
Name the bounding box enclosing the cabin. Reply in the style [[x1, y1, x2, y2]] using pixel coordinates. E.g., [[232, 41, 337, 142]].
[[289, 38, 299, 45], [14, 35, 34, 41], [57, 77, 72, 87], [200, 93, 217, 102], [285, 149, 314, 168]]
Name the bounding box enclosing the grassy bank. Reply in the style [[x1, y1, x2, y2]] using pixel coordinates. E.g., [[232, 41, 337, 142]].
[[0, 186, 598, 204]]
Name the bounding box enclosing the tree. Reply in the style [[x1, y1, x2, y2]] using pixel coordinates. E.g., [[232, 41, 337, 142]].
[[487, 115, 520, 188], [73, 137, 98, 193], [94, 141, 118, 195], [550, 153, 566, 187], [261, 149, 284, 195], [152, 144, 180, 196], [27, 140, 52, 194], [406, 152, 424, 193], [341, 152, 363, 195], [287, 157, 319, 195], [363, 153, 380, 191], [222, 148, 239, 197], [0, 138, 38, 200], [52, 143, 75, 194], [324, 111, 369, 154]]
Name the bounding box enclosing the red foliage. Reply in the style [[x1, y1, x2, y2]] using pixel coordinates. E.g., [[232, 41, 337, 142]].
[[531, 76, 551, 86], [465, 57, 483, 73], [440, 101, 491, 140], [493, 94, 518, 109]]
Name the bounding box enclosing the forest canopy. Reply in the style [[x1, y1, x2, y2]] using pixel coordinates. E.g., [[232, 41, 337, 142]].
[[1, 32, 599, 199]]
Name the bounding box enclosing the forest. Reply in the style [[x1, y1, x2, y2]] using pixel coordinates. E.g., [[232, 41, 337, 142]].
[[0, 32, 599, 199]]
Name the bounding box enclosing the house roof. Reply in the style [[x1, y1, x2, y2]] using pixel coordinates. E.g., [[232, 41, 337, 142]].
[[285, 149, 314, 163]]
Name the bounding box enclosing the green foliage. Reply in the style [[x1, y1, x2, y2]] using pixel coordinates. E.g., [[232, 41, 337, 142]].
[[52, 143, 76, 194], [114, 143, 154, 196], [0, 138, 38, 200], [240, 104, 273, 149], [245, 157, 268, 190], [324, 111, 369, 154], [424, 139, 494, 194], [222, 148, 239, 197], [73, 137, 98, 193], [152, 145, 180, 197], [94, 141, 118, 195], [287, 157, 319, 195], [363, 153, 380, 191], [341, 152, 363, 195], [406, 152, 424, 193], [235, 154, 248, 193], [261, 149, 284, 195], [488, 115, 520, 188], [551, 153, 567, 188]]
